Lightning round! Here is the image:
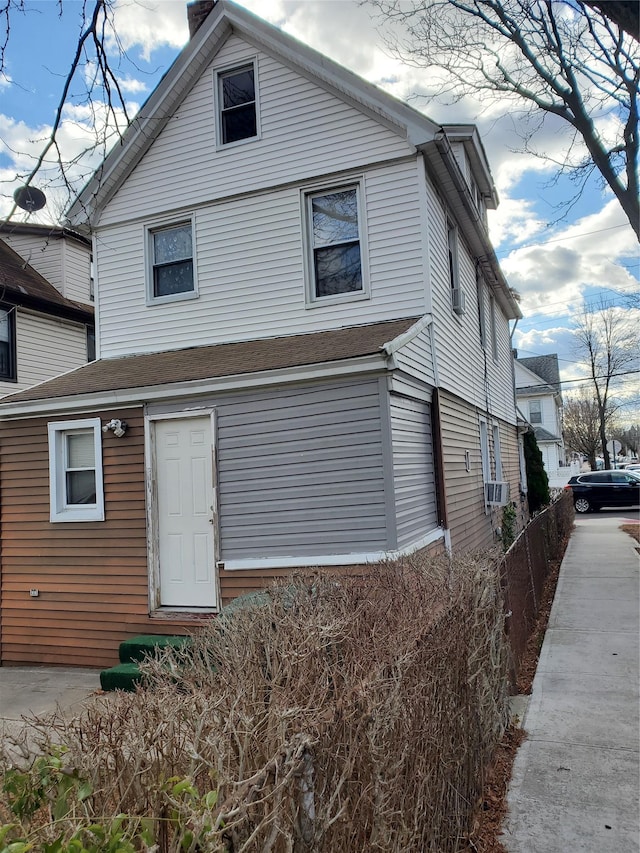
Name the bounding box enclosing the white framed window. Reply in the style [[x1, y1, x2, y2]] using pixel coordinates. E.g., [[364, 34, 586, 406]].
[[489, 293, 498, 359], [48, 418, 104, 522], [146, 218, 197, 304], [477, 276, 487, 348], [215, 61, 259, 146], [447, 220, 459, 293], [0, 305, 16, 382], [492, 423, 503, 481], [479, 419, 490, 484], [529, 400, 542, 424], [303, 182, 369, 305]]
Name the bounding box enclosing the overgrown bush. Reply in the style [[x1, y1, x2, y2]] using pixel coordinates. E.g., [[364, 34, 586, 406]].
[[1, 552, 509, 852], [523, 430, 550, 513]]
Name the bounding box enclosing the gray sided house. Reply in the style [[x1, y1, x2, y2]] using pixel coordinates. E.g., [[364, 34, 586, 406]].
[[0, 0, 521, 668]]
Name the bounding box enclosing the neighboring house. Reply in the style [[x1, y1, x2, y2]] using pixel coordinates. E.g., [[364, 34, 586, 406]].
[[515, 353, 565, 479], [0, 0, 522, 667], [0, 224, 94, 397]]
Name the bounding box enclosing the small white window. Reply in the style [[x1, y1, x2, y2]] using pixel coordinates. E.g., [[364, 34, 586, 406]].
[[479, 419, 490, 484], [492, 423, 503, 481], [489, 294, 498, 359], [304, 183, 368, 305], [447, 220, 459, 293], [529, 400, 542, 424], [147, 219, 197, 304], [477, 277, 487, 348], [216, 62, 258, 146], [48, 418, 104, 522]]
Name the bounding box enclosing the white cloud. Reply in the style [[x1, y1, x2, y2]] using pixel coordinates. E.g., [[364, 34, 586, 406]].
[[110, 0, 189, 61]]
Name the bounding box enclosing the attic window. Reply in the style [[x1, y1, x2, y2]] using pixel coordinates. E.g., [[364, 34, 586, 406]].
[[217, 62, 258, 145]]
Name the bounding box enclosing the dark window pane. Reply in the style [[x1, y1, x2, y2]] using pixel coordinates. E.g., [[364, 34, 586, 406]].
[[222, 105, 257, 144], [312, 190, 358, 245], [87, 327, 95, 362], [222, 68, 254, 108], [0, 341, 10, 378], [66, 470, 96, 505], [154, 260, 194, 297], [314, 243, 362, 297]]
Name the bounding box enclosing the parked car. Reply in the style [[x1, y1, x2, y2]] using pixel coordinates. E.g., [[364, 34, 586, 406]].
[[565, 470, 640, 513], [624, 462, 640, 472]]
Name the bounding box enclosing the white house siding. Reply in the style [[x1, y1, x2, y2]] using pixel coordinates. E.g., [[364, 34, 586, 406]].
[[213, 377, 388, 558], [61, 240, 92, 304], [425, 177, 516, 425], [99, 35, 415, 228], [389, 393, 438, 549], [96, 159, 426, 357], [1, 234, 90, 303], [2, 233, 63, 292], [0, 310, 87, 397], [392, 324, 436, 389]]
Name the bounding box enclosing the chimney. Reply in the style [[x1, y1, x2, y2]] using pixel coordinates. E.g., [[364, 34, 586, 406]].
[[187, 0, 216, 38]]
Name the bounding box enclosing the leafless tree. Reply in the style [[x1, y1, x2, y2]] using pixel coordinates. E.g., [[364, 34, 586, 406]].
[[563, 390, 613, 470], [572, 300, 639, 468], [367, 0, 640, 238], [1, 0, 130, 221]]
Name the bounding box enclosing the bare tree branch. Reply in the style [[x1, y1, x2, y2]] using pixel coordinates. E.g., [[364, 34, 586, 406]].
[[367, 0, 640, 238]]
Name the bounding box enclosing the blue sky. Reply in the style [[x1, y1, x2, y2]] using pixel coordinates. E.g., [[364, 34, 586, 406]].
[[1, 0, 638, 414]]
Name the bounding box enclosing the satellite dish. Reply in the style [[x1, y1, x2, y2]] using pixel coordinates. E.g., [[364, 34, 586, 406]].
[[13, 185, 47, 213]]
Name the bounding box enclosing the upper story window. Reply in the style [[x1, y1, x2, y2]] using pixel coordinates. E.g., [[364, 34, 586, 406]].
[[489, 293, 498, 359], [0, 305, 16, 382], [216, 62, 258, 146], [147, 219, 197, 304], [304, 183, 368, 305], [447, 220, 465, 315], [477, 277, 487, 347], [529, 400, 542, 424], [48, 418, 104, 523]]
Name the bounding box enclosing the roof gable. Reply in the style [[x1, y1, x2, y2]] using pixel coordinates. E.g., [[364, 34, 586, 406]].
[[66, 0, 440, 228]]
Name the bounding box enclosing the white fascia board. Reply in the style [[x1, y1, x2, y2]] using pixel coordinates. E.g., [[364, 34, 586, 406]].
[[67, 0, 439, 225], [67, 15, 233, 227], [220, 527, 445, 571], [0, 353, 389, 419], [440, 124, 499, 207], [382, 313, 433, 355]]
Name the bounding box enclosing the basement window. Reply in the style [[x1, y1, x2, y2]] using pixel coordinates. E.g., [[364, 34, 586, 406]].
[[48, 418, 104, 522]]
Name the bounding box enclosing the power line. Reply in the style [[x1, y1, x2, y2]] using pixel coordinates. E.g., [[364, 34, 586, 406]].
[[494, 223, 635, 258], [518, 369, 640, 391]]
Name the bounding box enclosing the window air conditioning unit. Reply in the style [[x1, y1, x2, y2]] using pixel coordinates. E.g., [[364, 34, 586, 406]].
[[485, 481, 509, 506], [452, 287, 466, 315]]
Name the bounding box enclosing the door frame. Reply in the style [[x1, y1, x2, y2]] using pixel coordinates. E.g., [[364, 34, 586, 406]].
[[145, 408, 220, 612]]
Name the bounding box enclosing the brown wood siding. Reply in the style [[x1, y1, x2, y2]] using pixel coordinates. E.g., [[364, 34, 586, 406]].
[[0, 409, 197, 668]]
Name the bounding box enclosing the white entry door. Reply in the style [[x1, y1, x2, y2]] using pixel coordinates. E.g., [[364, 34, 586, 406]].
[[154, 415, 217, 608]]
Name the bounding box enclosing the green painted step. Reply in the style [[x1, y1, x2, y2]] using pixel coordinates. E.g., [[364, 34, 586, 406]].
[[100, 634, 192, 692]]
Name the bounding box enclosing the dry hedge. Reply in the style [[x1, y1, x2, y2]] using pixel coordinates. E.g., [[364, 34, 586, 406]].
[[1, 551, 509, 852]]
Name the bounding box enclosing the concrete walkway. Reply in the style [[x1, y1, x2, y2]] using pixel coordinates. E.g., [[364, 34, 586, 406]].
[[503, 511, 640, 852]]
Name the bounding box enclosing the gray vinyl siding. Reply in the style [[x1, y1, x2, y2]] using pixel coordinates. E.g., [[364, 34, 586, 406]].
[[212, 377, 388, 558], [389, 393, 438, 548], [2, 234, 91, 303]]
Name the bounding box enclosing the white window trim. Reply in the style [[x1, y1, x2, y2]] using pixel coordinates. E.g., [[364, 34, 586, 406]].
[[492, 423, 503, 482], [447, 220, 461, 316], [477, 275, 487, 348], [489, 294, 498, 360], [144, 215, 198, 306], [479, 418, 491, 485], [214, 58, 261, 150], [529, 399, 542, 424], [302, 178, 370, 308], [48, 418, 104, 523]]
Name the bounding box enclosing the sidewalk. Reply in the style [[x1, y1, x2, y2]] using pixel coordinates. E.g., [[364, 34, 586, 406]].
[[502, 511, 640, 852]]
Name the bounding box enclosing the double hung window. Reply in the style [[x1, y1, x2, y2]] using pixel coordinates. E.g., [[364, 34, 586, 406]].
[[217, 63, 258, 145], [529, 400, 542, 424], [148, 220, 195, 302], [48, 419, 104, 522], [304, 184, 366, 303]]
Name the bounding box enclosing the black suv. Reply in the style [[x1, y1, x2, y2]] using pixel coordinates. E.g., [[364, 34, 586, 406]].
[[565, 470, 640, 513]]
